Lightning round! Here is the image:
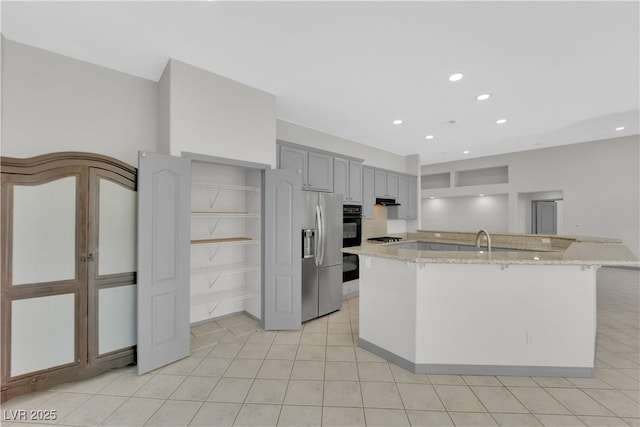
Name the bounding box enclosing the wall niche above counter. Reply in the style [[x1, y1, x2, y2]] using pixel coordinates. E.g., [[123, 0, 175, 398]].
[[422, 172, 451, 189], [421, 166, 508, 190], [455, 165, 508, 187]]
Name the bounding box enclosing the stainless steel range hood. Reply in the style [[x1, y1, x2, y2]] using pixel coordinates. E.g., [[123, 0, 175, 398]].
[[375, 197, 401, 206]]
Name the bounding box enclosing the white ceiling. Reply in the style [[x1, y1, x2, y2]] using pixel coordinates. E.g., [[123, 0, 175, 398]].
[[2, 1, 639, 165]]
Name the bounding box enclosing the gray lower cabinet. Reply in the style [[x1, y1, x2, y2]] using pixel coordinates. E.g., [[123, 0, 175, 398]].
[[334, 157, 363, 204], [363, 167, 375, 219]]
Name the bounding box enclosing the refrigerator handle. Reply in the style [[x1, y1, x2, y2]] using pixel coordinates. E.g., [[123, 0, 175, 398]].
[[318, 205, 325, 266], [314, 205, 321, 266]]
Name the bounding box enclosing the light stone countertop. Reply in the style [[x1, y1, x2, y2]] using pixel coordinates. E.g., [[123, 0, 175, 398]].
[[345, 231, 639, 267]]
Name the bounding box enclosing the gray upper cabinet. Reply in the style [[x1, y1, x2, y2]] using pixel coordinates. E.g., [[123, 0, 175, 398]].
[[374, 169, 399, 199], [279, 145, 308, 188], [386, 173, 399, 198], [374, 170, 387, 198], [407, 177, 417, 219], [279, 144, 333, 192], [388, 175, 418, 220], [334, 157, 349, 200], [395, 175, 409, 219], [307, 151, 333, 192], [334, 157, 363, 204], [348, 161, 363, 203], [363, 167, 375, 219]]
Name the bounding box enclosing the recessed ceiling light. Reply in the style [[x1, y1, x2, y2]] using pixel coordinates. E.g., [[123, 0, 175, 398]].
[[476, 93, 491, 101], [425, 135, 434, 140], [429, 196, 435, 199], [496, 118, 508, 124], [393, 119, 403, 125], [449, 73, 463, 82], [479, 194, 485, 197], [616, 126, 625, 131], [463, 150, 470, 154]]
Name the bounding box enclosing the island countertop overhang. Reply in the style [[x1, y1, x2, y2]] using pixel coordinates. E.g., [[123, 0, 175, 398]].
[[343, 231, 639, 267]]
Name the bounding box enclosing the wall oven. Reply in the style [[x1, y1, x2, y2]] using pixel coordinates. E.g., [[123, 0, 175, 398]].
[[343, 205, 362, 282]]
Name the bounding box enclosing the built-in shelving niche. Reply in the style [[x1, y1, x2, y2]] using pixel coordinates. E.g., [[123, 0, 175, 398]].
[[190, 161, 262, 324], [421, 172, 451, 189], [455, 166, 508, 187]]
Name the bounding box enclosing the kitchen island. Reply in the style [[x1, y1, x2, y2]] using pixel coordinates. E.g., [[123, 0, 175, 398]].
[[343, 231, 639, 377]]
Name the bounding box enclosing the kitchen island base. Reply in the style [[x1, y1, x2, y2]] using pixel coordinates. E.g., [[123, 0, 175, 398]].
[[359, 256, 598, 378]]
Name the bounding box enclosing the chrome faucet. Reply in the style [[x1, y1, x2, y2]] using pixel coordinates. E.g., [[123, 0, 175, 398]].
[[475, 229, 492, 253]]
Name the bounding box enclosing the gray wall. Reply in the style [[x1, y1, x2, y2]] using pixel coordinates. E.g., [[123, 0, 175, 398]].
[[421, 136, 640, 257], [1, 39, 157, 167]]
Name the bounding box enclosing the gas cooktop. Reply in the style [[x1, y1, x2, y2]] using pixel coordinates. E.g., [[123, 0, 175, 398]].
[[367, 236, 403, 243]]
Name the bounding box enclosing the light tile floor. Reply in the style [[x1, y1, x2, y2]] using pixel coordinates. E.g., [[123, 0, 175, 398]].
[[2, 267, 638, 426]]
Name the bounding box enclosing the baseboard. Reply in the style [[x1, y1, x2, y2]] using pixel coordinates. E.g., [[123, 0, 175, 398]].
[[358, 338, 594, 378]]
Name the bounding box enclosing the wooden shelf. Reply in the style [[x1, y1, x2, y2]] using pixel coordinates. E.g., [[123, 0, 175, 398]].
[[192, 183, 260, 192], [190, 237, 258, 247]]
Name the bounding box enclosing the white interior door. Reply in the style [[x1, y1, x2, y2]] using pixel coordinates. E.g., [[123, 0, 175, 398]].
[[534, 200, 558, 235], [263, 169, 302, 330], [137, 151, 191, 374]]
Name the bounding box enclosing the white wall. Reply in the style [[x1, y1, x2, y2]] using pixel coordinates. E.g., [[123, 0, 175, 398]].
[[1, 39, 157, 166], [166, 60, 276, 167], [277, 120, 410, 174], [421, 136, 640, 257], [422, 195, 509, 233]]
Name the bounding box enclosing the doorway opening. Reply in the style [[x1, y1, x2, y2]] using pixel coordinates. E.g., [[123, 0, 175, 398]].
[[532, 199, 562, 234]]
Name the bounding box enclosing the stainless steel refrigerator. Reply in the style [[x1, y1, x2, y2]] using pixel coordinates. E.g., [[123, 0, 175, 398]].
[[301, 192, 343, 322]]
